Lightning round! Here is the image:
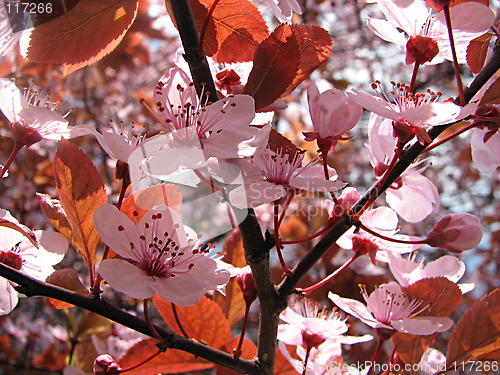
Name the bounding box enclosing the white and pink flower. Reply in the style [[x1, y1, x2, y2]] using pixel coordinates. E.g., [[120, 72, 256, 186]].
[[367, 0, 494, 65], [0, 209, 68, 315], [0, 78, 84, 145], [367, 113, 439, 222], [349, 81, 468, 145], [329, 282, 453, 335], [387, 252, 474, 294], [266, 0, 302, 23], [226, 146, 345, 208], [337, 206, 423, 264], [94, 204, 231, 306], [144, 67, 270, 160]]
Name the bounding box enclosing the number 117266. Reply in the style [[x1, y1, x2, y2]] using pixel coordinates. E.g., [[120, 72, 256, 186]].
[[5, 1, 53, 14]]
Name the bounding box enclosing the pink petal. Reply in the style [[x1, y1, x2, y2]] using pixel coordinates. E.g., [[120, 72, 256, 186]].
[[471, 128, 500, 173], [0, 278, 18, 315], [99, 259, 155, 299], [277, 324, 303, 346], [93, 204, 140, 261], [328, 293, 383, 329], [392, 317, 453, 335]]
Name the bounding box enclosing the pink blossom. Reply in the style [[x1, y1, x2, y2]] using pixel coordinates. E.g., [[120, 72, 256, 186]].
[[425, 213, 482, 253], [94, 204, 231, 306], [337, 206, 423, 264], [266, 0, 302, 22], [145, 67, 270, 159], [329, 282, 453, 335], [367, 0, 494, 65], [387, 252, 474, 293], [304, 82, 363, 153], [0, 209, 68, 315], [471, 127, 500, 173], [227, 147, 345, 208], [0, 78, 85, 144], [278, 299, 372, 350], [367, 114, 439, 222], [349, 82, 470, 144], [78, 121, 159, 164]]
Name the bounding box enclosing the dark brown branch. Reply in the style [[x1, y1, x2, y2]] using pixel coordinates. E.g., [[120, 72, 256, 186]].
[[169, 1, 282, 373], [278, 42, 500, 297], [0, 263, 257, 373]]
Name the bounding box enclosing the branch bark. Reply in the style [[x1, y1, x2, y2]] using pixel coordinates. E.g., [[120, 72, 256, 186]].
[[168, 1, 281, 373], [0, 262, 258, 373]]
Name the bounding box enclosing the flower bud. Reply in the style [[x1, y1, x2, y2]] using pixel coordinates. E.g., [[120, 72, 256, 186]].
[[425, 214, 482, 253], [93, 354, 121, 375], [236, 270, 257, 305]]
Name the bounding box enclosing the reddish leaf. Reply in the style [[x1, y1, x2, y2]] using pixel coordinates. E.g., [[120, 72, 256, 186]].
[[121, 184, 183, 222], [245, 24, 300, 110], [153, 295, 232, 349], [392, 333, 437, 369], [54, 139, 108, 276], [216, 336, 257, 374], [32, 341, 69, 371], [446, 289, 500, 369], [27, 0, 139, 74], [215, 228, 247, 326], [480, 76, 500, 105], [404, 277, 462, 317], [282, 25, 332, 97], [119, 338, 213, 374], [44, 269, 88, 309], [203, 0, 269, 63], [37, 193, 73, 247], [467, 33, 494, 74]]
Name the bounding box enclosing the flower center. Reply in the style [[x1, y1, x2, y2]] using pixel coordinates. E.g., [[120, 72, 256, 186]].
[[253, 147, 305, 185], [0, 246, 23, 270], [361, 284, 425, 326], [120, 211, 206, 279]]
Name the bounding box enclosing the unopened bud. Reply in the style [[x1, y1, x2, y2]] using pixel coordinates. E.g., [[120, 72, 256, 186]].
[[236, 270, 257, 305], [93, 354, 121, 375], [425, 213, 482, 253]]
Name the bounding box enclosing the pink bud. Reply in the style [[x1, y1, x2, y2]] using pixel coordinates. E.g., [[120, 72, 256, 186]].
[[236, 270, 257, 305], [93, 354, 121, 375], [425, 214, 482, 253]]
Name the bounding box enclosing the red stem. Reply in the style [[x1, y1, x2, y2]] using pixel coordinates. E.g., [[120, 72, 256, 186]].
[[278, 191, 295, 228], [119, 349, 162, 373], [274, 201, 290, 275], [0, 142, 23, 180], [356, 147, 402, 219], [444, 4, 465, 106], [297, 253, 358, 293], [322, 153, 340, 206], [302, 346, 312, 375], [367, 337, 385, 375], [422, 121, 477, 153], [199, 0, 221, 53], [234, 302, 251, 358], [144, 299, 165, 343], [281, 224, 331, 245], [171, 303, 190, 338], [356, 222, 425, 245], [409, 62, 420, 94]]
